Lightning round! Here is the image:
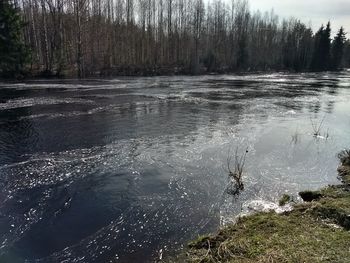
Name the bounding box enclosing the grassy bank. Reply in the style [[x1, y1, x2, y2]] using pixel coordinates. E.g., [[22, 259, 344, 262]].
[[170, 151, 350, 263]]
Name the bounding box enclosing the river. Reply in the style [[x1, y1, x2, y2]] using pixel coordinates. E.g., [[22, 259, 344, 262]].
[[0, 72, 350, 262]]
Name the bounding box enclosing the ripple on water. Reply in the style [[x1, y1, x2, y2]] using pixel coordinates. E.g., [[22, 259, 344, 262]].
[[0, 72, 350, 262]]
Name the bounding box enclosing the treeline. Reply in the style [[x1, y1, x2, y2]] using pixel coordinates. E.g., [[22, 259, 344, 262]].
[[1, 0, 350, 78]]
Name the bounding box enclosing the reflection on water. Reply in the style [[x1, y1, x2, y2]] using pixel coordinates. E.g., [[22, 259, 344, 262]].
[[0, 72, 350, 262]]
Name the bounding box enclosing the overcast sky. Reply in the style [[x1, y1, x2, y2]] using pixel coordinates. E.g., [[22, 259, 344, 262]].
[[247, 0, 350, 35]]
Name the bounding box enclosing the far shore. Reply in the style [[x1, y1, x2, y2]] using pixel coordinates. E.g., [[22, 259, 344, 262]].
[[1, 67, 347, 81]]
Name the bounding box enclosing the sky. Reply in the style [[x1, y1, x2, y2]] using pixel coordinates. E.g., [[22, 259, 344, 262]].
[[247, 0, 350, 35]]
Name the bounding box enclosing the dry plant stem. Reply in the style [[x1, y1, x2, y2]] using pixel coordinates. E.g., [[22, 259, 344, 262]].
[[227, 147, 248, 191], [310, 115, 326, 137]]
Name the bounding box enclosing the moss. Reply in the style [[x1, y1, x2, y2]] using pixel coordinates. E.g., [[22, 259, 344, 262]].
[[338, 150, 350, 166], [338, 150, 350, 185], [184, 211, 350, 263], [170, 163, 350, 263], [338, 166, 350, 185], [318, 185, 349, 198], [297, 183, 350, 230], [279, 194, 291, 206]]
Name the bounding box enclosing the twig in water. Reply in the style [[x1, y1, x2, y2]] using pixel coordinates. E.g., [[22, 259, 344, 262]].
[[291, 129, 300, 144], [325, 128, 330, 140], [310, 115, 326, 137], [226, 147, 248, 195]]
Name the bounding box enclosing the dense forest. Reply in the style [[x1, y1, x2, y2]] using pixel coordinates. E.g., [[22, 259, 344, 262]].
[[1, 0, 350, 78]]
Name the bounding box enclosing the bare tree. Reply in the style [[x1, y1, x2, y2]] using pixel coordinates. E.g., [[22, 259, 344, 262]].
[[14, 0, 347, 77]]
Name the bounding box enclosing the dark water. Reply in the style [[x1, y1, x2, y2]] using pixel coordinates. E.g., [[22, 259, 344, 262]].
[[0, 72, 350, 262]]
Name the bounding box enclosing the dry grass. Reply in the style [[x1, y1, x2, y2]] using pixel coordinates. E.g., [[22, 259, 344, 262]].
[[185, 211, 350, 263]]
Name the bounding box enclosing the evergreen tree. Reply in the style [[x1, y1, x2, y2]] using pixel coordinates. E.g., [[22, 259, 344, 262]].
[[323, 22, 332, 68], [310, 22, 332, 71], [310, 26, 324, 71], [344, 40, 350, 68], [331, 27, 346, 70], [0, 0, 29, 78]]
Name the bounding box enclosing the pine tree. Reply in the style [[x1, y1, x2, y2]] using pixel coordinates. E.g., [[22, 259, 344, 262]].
[[0, 0, 30, 78], [344, 40, 350, 68], [310, 26, 324, 71], [323, 22, 332, 69], [310, 22, 332, 71], [331, 27, 346, 70]]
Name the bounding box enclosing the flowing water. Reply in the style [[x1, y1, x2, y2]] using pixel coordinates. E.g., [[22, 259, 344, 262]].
[[0, 72, 350, 262]]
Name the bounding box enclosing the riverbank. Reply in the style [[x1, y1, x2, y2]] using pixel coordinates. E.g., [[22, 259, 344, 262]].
[[170, 151, 350, 263], [1, 66, 333, 81]]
